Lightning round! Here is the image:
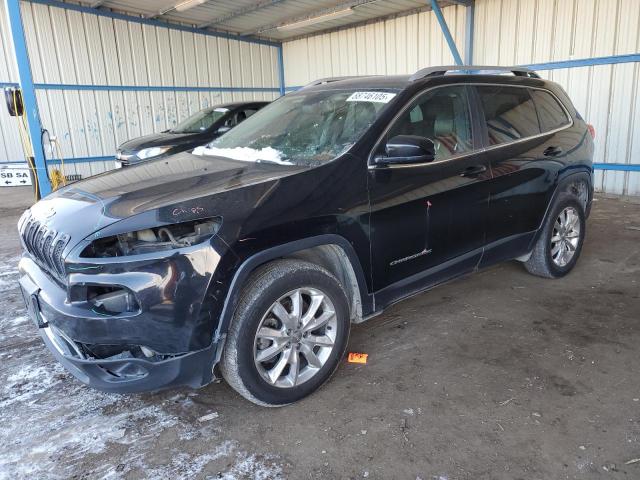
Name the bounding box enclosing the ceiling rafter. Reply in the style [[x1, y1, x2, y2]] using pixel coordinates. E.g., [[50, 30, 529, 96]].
[[147, 0, 209, 20], [197, 0, 287, 29], [240, 0, 382, 36]]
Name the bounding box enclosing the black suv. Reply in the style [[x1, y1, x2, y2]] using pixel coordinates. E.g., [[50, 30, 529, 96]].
[[17, 66, 594, 406]]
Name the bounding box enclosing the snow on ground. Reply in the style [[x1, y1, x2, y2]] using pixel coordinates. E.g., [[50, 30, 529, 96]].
[[0, 254, 284, 480]]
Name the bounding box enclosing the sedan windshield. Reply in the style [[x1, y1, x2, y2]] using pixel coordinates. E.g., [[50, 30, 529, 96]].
[[193, 89, 398, 166], [171, 107, 229, 134]]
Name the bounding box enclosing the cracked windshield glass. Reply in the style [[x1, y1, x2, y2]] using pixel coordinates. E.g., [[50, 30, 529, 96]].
[[193, 89, 398, 166]]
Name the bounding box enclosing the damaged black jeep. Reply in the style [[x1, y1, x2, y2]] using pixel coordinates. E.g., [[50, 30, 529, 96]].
[[18, 66, 594, 406]]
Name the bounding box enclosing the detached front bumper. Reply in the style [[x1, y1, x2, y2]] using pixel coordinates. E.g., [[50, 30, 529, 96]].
[[37, 321, 218, 393], [17, 242, 226, 393]]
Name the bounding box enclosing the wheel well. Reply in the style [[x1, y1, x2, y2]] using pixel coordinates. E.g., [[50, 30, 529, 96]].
[[284, 244, 364, 323], [563, 178, 590, 211]]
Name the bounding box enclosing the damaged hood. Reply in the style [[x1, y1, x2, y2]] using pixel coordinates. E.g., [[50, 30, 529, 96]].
[[25, 152, 307, 245]]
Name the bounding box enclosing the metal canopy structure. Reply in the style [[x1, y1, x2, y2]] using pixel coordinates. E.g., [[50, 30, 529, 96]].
[[6, 0, 640, 198], [3, 0, 472, 194], [75, 0, 468, 41]]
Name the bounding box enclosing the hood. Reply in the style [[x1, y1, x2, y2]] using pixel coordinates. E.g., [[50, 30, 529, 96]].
[[118, 131, 211, 152], [26, 152, 307, 247]]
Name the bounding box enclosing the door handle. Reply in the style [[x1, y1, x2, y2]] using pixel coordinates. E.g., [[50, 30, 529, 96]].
[[543, 146, 563, 157], [460, 165, 487, 177]]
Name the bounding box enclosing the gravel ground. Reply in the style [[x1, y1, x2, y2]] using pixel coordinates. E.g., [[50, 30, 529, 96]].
[[1, 188, 639, 479]]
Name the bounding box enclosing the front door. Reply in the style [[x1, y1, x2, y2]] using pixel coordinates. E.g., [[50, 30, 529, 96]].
[[368, 85, 491, 304]]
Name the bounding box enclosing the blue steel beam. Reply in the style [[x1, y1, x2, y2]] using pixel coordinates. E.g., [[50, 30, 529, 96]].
[[525, 54, 640, 71], [464, 1, 474, 65], [430, 0, 463, 66], [33, 83, 280, 93], [5, 0, 51, 196], [277, 45, 286, 96]]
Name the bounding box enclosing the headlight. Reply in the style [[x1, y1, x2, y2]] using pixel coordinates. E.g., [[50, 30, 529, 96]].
[[137, 146, 171, 160], [80, 218, 221, 258]]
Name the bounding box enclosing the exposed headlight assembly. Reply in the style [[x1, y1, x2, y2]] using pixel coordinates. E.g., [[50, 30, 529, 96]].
[[81, 218, 221, 258], [137, 146, 171, 160]]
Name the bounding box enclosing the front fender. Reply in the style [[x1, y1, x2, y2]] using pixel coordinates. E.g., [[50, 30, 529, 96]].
[[211, 234, 372, 348]]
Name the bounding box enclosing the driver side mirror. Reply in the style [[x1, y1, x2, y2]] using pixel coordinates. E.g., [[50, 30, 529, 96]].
[[216, 125, 232, 135], [375, 135, 435, 165]]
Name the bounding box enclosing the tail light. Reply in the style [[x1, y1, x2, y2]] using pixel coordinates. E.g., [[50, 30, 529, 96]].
[[587, 124, 596, 139]]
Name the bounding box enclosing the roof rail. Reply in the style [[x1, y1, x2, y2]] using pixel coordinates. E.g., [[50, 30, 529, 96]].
[[301, 76, 369, 89], [409, 65, 540, 81]]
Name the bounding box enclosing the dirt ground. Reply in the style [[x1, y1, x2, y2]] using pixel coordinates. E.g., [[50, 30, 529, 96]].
[[1, 186, 639, 480]]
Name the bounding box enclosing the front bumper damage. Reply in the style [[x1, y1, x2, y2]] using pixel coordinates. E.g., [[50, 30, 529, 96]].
[[18, 241, 228, 393]]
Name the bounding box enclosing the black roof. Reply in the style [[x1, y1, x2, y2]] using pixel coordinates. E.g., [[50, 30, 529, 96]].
[[297, 66, 546, 93]]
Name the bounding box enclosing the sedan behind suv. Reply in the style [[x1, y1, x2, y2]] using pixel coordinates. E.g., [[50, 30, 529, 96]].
[[115, 101, 268, 167], [18, 66, 593, 406]]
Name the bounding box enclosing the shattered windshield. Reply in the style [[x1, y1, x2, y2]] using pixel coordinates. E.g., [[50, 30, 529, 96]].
[[192, 89, 398, 166], [171, 108, 229, 134]]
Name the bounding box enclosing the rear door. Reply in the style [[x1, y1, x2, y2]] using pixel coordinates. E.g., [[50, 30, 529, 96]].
[[474, 84, 570, 265], [368, 84, 491, 301]]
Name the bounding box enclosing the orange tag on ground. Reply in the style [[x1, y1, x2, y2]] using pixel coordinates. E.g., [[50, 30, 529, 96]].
[[348, 352, 368, 364]]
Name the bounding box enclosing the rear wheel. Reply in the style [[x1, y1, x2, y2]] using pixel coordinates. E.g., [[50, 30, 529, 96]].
[[524, 193, 586, 278], [221, 260, 350, 406]]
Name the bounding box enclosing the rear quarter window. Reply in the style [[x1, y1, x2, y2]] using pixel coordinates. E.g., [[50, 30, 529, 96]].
[[530, 89, 571, 132], [477, 85, 540, 146]]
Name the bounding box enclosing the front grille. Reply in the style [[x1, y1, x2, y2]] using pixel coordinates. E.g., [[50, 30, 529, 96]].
[[20, 213, 70, 284]]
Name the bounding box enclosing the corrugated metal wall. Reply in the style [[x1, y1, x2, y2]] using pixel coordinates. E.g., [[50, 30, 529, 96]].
[[282, 5, 468, 86], [282, 0, 640, 196], [0, 1, 24, 165], [0, 0, 281, 180], [473, 0, 640, 196]]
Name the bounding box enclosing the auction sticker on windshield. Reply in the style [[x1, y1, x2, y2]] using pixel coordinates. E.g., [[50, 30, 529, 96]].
[[347, 91, 396, 103]]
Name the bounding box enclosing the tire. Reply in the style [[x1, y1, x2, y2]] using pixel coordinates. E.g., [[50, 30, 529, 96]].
[[221, 259, 350, 406], [524, 193, 586, 278]]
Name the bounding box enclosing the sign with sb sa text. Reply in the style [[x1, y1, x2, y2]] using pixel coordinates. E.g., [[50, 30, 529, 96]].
[[0, 163, 32, 187]]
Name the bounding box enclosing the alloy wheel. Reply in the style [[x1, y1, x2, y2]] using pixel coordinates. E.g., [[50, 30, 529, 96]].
[[253, 287, 337, 388], [550, 206, 581, 267]]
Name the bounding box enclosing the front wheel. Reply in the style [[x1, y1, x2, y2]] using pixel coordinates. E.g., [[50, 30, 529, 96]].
[[524, 193, 586, 278], [221, 260, 350, 406]]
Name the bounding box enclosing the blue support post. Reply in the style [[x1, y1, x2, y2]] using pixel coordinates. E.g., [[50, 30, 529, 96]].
[[277, 44, 286, 96], [464, 2, 474, 65], [430, 0, 464, 66], [5, 0, 51, 196]]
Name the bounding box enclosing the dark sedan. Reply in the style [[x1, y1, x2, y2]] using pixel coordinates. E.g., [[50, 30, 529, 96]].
[[115, 101, 269, 167]]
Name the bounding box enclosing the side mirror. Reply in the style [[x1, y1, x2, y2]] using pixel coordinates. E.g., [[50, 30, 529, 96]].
[[216, 125, 232, 135], [376, 135, 435, 165]]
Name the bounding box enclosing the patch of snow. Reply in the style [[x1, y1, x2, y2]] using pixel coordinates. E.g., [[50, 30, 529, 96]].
[[192, 146, 293, 165], [198, 411, 219, 422], [0, 253, 286, 480], [0, 363, 65, 408], [217, 451, 284, 480]]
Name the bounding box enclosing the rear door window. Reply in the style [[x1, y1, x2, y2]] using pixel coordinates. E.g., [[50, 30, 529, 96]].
[[530, 89, 571, 132], [477, 86, 540, 146]]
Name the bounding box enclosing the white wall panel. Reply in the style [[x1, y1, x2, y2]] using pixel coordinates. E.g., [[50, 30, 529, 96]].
[[282, 5, 468, 87], [0, 0, 28, 164], [2, 0, 281, 180], [473, 0, 640, 196], [283, 0, 640, 196]]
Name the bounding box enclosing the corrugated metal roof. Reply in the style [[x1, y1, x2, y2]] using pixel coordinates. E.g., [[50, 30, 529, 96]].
[[73, 0, 457, 41]]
